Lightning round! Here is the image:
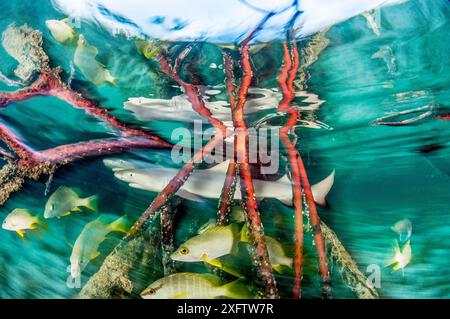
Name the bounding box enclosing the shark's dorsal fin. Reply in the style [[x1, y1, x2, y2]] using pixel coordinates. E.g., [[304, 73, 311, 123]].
[[206, 160, 230, 173]]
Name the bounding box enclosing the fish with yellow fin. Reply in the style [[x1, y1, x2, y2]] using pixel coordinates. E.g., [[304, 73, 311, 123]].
[[386, 240, 412, 272], [240, 224, 293, 273], [74, 35, 117, 86], [2, 208, 46, 238], [70, 214, 130, 278], [391, 218, 412, 242], [45, 18, 76, 43], [135, 39, 161, 59], [171, 223, 241, 262], [171, 222, 244, 277], [44, 186, 98, 219], [141, 272, 253, 299]]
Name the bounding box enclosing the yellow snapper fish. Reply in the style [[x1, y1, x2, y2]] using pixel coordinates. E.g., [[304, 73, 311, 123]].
[[240, 225, 292, 273], [264, 236, 293, 273], [171, 224, 240, 261], [44, 186, 98, 219], [141, 272, 252, 299], [386, 240, 412, 272], [391, 218, 412, 242], [171, 222, 292, 274], [45, 18, 76, 43], [135, 39, 161, 59], [70, 215, 129, 278], [2, 208, 46, 238], [74, 35, 117, 86]]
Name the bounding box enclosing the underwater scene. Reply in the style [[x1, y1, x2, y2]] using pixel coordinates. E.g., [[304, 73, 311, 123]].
[[0, 0, 449, 299]]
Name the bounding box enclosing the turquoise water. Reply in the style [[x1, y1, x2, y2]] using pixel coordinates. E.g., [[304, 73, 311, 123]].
[[0, 0, 449, 298]]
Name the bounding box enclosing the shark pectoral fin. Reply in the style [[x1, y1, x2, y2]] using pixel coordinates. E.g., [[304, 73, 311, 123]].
[[175, 189, 205, 203], [311, 170, 335, 206], [16, 230, 25, 238]]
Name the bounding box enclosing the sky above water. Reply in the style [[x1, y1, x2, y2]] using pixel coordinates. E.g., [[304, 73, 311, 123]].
[[52, 0, 408, 42]]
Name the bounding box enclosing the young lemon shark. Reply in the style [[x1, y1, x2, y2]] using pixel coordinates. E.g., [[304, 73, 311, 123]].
[[104, 159, 335, 206]]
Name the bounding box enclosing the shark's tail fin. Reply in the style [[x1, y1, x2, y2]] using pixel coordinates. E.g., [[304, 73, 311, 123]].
[[240, 224, 249, 243]]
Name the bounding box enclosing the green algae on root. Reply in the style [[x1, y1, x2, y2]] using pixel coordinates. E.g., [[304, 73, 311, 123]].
[[2, 24, 50, 81]]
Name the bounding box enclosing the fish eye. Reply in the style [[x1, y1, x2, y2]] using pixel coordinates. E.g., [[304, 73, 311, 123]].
[[179, 247, 189, 255], [146, 288, 156, 295]]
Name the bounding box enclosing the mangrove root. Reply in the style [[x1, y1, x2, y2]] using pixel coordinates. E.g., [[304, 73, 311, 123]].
[[0, 25, 171, 206], [321, 221, 379, 299]]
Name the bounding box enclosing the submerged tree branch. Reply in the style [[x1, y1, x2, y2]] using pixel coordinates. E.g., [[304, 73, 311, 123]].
[[320, 222, 379, 299], [0, 25, 171, 207], [226, 46, 279, 298], [277, 41, 305, 299]]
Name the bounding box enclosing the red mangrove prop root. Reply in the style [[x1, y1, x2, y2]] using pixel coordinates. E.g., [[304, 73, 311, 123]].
[[276, 39, 331, 298], [225, 46, 279, 298], [128, 50, 232, 237], [216, 160, 238, 226], [277, 42, 305, 299]]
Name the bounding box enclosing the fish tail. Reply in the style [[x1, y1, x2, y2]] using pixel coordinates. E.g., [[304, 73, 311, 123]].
[[239, 224, 249, 243], [385, 258, 397, 268], [221, 279, 253, 299], [83, 195, 98, 212], [108, 215, 131, 234], [35, 216, 48, 231], [105, 71, 118, 85], [272, 264, 285, 274]]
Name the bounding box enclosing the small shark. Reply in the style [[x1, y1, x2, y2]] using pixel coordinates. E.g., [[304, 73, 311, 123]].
[[105, 159, 335, 206]]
